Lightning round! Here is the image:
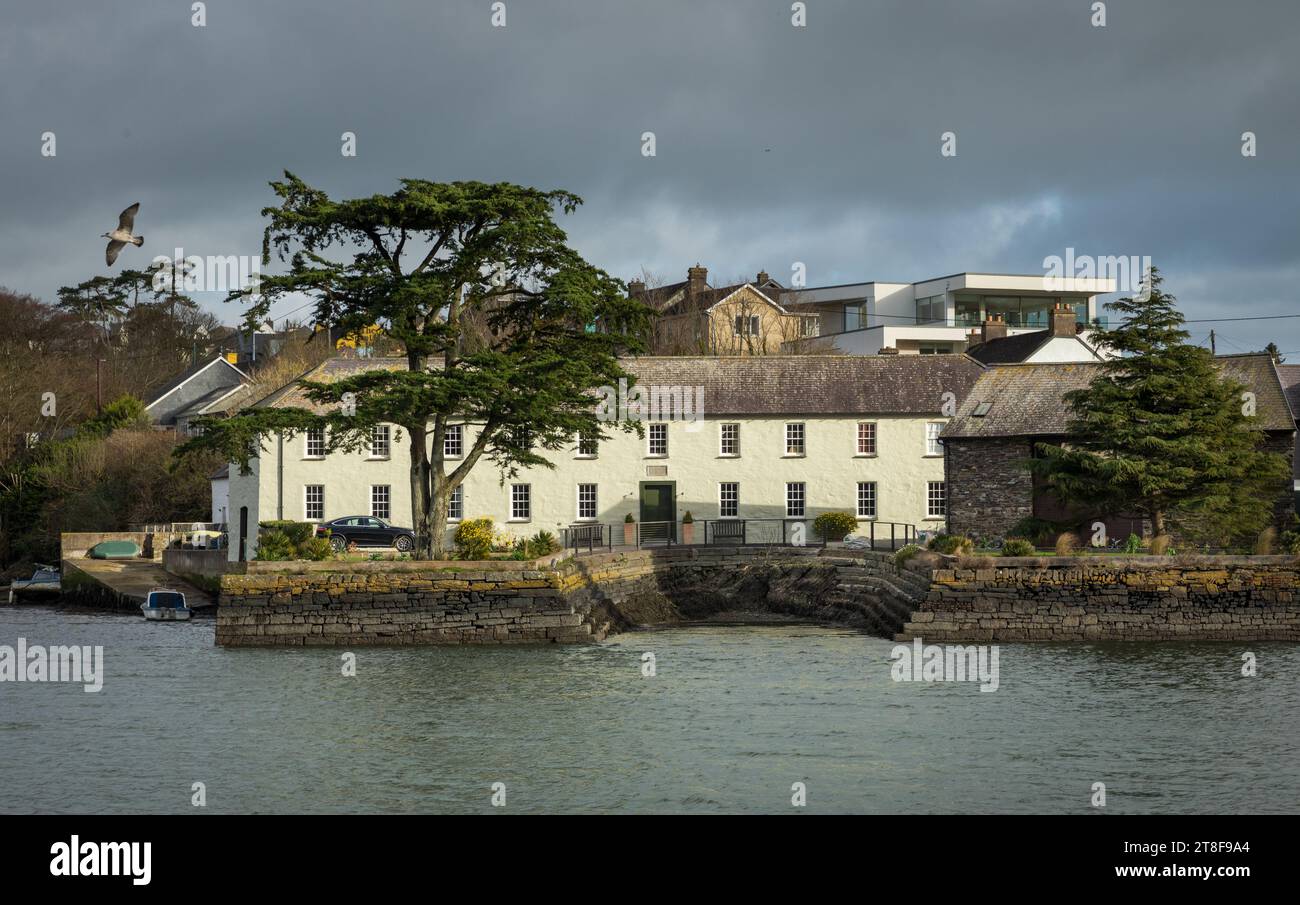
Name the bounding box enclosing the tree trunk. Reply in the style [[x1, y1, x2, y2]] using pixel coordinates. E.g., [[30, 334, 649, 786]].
[[430, 470, 452, 560], [407, 423, 433, 559], [1152, 509, 1166, 538]]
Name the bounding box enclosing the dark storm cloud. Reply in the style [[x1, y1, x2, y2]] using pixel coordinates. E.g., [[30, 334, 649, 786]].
[[2, 0, 1297, 351]]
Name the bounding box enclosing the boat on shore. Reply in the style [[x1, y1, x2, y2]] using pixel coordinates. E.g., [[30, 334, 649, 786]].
[[7, 565, 61, 604], [140, 588, 192, 621]]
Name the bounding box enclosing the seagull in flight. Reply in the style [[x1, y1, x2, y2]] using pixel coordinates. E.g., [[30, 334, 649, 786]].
[[103, 202, 143, 266]]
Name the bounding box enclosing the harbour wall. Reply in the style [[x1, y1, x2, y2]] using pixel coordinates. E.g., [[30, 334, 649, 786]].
[[898, 556, 1300, 641], [215, 549, 1300, 646]]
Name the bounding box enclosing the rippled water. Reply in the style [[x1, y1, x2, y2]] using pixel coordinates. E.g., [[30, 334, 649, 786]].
[[2, 606, 1297, 814]]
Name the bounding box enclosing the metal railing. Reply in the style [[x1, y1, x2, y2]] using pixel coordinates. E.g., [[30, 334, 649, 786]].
[[560, 519, 920, 553]]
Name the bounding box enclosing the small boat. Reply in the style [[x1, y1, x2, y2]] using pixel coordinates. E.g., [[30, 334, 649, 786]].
[[141, 588, 192, 621], [8, 565, 61, 604], [90, 540, 142, 559]]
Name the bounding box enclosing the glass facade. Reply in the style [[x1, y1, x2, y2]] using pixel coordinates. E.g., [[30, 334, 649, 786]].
[[953, 293, 1089, 327]]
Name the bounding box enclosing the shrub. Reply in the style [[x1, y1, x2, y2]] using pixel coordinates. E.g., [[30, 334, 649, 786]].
[[1122, 533, 1143, 554], [254, 529, 295, 561], [625, 513, 635, 523], [259, 520, 315, 547], [814, 511, 858, 542], [526, 530, 560, 558], [1000, 538, 1036, 557], [1255, 526, 1277, 556], [1008, 517, 1057, 546], [894, 544, 922, 566], [681, 511, 694, 524], [1054, 531, 1080, 556], [927, 533, 974, 555], [1150, 534, 1172, 556], [454, 517, 495, 560], [298, 536, 334, 561]]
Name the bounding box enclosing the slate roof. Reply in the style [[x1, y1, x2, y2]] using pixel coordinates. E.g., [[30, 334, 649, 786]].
[[944, 354, 1295, 439], [144, 356, 248, 407], [1277, 364, 1300, 421], [260, 354, 985, 417], [963, 329, 1094, 365]]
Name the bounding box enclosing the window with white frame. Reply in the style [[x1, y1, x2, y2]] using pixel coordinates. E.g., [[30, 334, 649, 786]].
[[648, 423, 668, 456], [512, 426, 531, 450], [577, 483, 597, 520], [719, 423, 740, 457], [926, 422, 944, 456], [927, 481, 946, 518], [444, 423, 463, 458], [719, 482, 739, 518], [369, 424, 390, 459], [511, 484, 531, 520], [448, 486, 463, 521], [733, 314, 760, 336], [305, 427, 325, 458], [577, 431, 598, 458], [857, 422, 877, 456], [786, 482, 805, 518], [856, 482, 877, 519], [371, 485, 390, 520], [304, 484, 324, 521], [785, 423, 805, 456]]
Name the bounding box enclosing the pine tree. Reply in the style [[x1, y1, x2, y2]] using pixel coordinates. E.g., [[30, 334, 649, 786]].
[[179, 174, 653, 558], [1032, 268, 1289, 546]]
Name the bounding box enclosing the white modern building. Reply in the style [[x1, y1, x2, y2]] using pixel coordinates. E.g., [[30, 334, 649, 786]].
[[781, 272, 1117, 356], [224, 355, 985, 560]]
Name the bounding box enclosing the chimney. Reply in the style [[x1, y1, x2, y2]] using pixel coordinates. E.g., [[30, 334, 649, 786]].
[[1050, 301, 1077, 337], [687, 264, 708, 299], [627, 279, 646, 297], [756, 270, 770, 285], [980, 313, 1008, 344]]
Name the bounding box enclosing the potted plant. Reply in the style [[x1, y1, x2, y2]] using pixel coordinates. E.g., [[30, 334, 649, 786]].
[[681, 511, 694, 544], [623, 513, 636, 546]]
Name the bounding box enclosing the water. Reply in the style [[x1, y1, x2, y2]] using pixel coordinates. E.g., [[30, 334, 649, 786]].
[[2, 606, 1297, 814]]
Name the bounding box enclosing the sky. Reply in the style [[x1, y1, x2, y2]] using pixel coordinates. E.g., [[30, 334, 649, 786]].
[[2, 0, 1298, 355]]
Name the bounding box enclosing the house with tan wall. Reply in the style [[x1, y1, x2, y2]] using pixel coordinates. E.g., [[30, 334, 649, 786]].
[[631, 265, 819, 355]]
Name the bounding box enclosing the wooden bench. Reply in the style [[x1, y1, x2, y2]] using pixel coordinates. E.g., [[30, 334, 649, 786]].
[[711, 520, 745, 544]]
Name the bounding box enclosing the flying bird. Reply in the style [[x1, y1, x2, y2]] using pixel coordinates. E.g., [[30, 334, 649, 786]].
[[103, 202, 143, 266]]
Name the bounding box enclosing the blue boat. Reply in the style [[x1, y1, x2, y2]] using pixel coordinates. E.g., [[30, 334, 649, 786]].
[[141, 588, 192, 621]]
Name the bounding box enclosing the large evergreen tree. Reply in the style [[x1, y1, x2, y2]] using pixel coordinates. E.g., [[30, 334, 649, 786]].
[[1032, 268, 1289, 545], [179, 174, 653, 558]]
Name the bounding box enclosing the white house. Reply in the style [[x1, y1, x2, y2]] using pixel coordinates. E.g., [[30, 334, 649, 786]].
[[225, 354, 985, 560], [782, 272, 1117, 356]]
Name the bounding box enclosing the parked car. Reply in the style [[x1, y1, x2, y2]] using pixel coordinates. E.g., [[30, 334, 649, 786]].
[[315, 516, 416, 553]]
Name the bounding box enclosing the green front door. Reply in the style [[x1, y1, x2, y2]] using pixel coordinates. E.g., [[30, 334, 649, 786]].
[[639, 482, 676, 542]]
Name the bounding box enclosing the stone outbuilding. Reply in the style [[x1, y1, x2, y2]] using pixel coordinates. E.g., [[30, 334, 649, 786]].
[[941, 353, 1297, 543]]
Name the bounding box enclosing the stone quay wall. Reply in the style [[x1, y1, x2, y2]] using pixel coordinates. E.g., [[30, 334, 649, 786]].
[[897, 555, 1300, 642], [217, 557, 593, 646], [216, 546, 929, 646]]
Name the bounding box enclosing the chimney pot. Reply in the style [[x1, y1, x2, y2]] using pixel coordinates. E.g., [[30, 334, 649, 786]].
[[1050, 301, 1078, 337], [980, 313, 1009, 344], [756, 270, 770, 285]]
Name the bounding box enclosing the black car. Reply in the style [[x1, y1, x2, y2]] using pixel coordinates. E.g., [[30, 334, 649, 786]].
[[315, 516, 416, 552]]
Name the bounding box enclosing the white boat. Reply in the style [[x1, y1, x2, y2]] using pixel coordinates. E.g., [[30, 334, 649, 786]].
[[7, 566, 61, 604], [141, 588, 192, 621]]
